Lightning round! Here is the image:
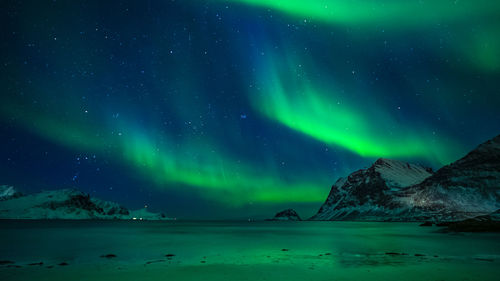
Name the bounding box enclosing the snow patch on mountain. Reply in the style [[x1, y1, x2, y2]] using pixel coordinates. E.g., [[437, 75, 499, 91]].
[[374, 159, 433, 188], [311, 158, 433, 221], [313, 134, 500, 222], [0, 185, 23, 201]]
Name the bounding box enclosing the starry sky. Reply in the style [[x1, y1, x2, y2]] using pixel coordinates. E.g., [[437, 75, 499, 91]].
[[1, 0, 499, 219]]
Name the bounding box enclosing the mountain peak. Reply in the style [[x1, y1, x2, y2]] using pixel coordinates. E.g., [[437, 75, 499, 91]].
[[373, 158, 394, 165], [312, 158, 433, 221], [479, 134, 500, 150], [371, 158, 433, 188], [313, 133, 500, 222], [451, 134, 500, 168]]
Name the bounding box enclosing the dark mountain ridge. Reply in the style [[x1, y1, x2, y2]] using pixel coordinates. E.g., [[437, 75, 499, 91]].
[[312, 134, 500, 222]]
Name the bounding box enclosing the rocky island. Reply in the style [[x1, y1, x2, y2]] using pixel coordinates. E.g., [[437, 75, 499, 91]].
[[269, 209, 302, 221]]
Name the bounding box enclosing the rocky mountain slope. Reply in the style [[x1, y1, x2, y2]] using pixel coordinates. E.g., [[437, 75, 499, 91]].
[[311, 159, 433, 221], [0, 187, 170, 220], [400, 135, 500, 221], [268, 209, 302, 221], [312, 134, 500, 222]]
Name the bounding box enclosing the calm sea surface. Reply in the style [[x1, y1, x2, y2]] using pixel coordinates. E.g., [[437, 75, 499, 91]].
[[1, 220, 500, 281]]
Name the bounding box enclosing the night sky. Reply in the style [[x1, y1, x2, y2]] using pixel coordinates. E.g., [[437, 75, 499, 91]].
[[1, 0, 499, 219]]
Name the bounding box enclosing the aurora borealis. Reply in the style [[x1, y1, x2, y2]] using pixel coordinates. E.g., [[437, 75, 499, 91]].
[[1, 0, 500, 218]]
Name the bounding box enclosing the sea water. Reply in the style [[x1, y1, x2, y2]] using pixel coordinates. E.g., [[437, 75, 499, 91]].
[[1, 220, 499, 281]]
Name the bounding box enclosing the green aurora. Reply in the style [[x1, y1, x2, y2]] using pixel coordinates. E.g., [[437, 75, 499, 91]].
[[1, 0, 499, 216], [222, 0, 500, 72], [1, 98, 329, 206], [249, 48, 461, 164]]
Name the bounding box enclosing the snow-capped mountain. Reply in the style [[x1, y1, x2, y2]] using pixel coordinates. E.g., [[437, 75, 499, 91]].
[[312, 134, 500, 222], [400, 134, 500, 221], [0, 188, 170, 220], [0, 185, 23, 201], [311, 158, 433, 221]]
